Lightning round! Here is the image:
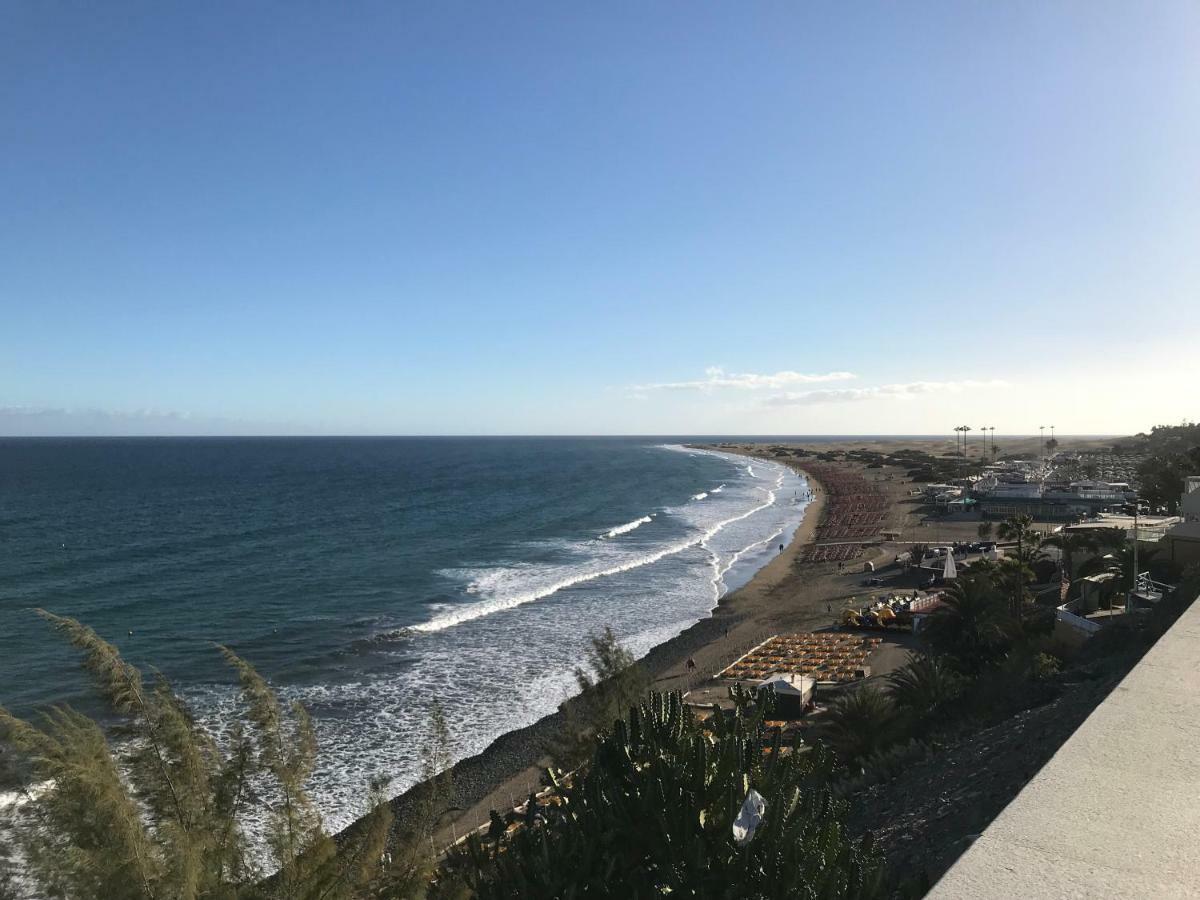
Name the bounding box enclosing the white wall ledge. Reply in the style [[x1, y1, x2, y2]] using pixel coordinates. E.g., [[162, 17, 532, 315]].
[[929, 598, 1200, 899]]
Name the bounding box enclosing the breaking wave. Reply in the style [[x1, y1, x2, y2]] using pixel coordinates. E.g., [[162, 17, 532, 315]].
[[413, 460, 789, 634], [604, 515, 653, 538]]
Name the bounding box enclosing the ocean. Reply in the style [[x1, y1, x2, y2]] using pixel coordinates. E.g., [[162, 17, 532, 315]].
[[0, 437, 809, 832]]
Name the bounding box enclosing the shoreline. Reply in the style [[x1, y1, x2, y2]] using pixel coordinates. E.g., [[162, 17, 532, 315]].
[[359, 446, 838, 848]]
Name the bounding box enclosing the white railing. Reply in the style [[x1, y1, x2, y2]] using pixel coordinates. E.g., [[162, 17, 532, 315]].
[[1056, 599, 1102, 635]]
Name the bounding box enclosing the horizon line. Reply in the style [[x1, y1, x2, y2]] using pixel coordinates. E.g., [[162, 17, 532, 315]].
[[0, 432, 1125, 440]]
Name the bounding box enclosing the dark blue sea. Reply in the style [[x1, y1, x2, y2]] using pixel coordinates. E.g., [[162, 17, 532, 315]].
[[0, 437, 809, 829]]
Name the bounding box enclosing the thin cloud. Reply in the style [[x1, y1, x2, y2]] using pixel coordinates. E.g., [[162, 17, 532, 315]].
[[765, 379, 1010, 406], [0, 405, 191, 422], [634, 366, 856, 392], [0, 406, 295, 436]]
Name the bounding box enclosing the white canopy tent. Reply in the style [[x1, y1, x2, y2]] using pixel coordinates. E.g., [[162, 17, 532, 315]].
[[758, 673, 815, 704]]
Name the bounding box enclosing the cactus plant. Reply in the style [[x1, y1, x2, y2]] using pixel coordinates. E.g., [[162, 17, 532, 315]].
[[443, 692, 882, 898]]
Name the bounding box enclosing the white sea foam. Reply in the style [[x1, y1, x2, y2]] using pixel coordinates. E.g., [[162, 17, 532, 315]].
[[202, 446, 812, 845], [712, 484, 725, 493], [415, 457, 791, 634], [692, 492, 708, 500], [604, 515, 653, 538]]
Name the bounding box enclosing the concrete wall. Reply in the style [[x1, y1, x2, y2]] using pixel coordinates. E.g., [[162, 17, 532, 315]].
[[929, 596, 1200, 899]]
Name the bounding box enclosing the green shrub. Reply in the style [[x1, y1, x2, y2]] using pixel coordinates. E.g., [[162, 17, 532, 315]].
[[448, 692, 884, 899], [817, 686, 905, 763], [886, 655, 965, 730], [0, 611, 438, 900]]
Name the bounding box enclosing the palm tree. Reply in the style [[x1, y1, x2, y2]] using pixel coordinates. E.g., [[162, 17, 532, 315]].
[[817, 686, 904, 762], [962, 425, 973, 456], [997, 514, 1039, 558], [977, 521, 994, 541], [886, 655, 964, 728], [919, 575, 1013, 672], [997, 514, 1041, 614], [907, 542, 930, 568]]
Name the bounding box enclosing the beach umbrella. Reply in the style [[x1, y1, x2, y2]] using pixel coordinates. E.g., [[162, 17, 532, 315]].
[[942, 550, 958, 580]]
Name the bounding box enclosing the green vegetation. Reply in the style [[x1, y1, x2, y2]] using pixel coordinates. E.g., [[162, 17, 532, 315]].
[[885, 655, 964, 732], [995, 514, 1041, 613], [918, 576, 1017, 674], [821, 500, 1200, 835], [7, 414, 1200, 898], [817, 688, 903, 763], [450, 692, 883, 899], [1119, 423, 1200, 512], [2, 617, 879, 899], [549, 626, 649, 767], [0, 611, 440, 900]]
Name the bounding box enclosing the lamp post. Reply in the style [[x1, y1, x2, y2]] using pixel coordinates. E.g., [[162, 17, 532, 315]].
[[1127, 500, 1139, 614]]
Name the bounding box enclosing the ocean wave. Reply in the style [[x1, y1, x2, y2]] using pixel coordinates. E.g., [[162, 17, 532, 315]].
[[414, 470, 784, 634], [604, 515, 653, 538], [692, 492, 708, 501], [716, 527, 785, 582], [711, 484, 725, 493]]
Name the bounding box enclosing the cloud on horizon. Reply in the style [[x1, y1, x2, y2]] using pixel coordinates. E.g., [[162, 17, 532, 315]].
[[765, 379, 1010, 406], [633, 366, 856, 393]]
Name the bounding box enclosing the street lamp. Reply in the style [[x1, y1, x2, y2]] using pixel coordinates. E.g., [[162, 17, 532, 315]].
[[1128, 496, 1140, 614]]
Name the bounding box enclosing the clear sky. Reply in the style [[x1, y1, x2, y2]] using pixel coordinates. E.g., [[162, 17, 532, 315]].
[[3, 2, 1198, 436]]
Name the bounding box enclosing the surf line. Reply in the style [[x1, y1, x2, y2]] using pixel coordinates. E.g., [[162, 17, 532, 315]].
[[413, 476, 785, 634]]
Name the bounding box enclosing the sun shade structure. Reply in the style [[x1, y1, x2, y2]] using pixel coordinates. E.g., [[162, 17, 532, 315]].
[[720, 632, 877, 684], [942, 550, 958, 580]]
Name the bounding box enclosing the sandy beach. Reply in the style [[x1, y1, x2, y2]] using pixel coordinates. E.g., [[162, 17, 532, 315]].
[[367, 435, 1111, 848]]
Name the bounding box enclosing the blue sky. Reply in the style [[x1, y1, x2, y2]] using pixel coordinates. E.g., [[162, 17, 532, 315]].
[[3, 2, 1198, 435]]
